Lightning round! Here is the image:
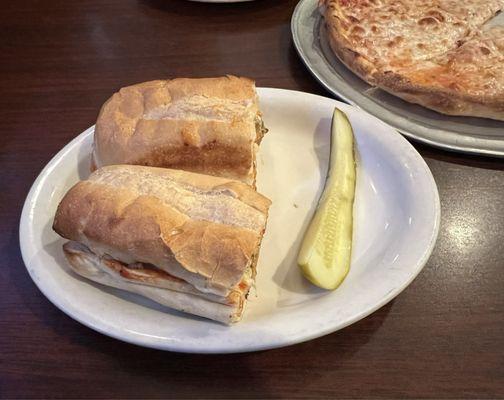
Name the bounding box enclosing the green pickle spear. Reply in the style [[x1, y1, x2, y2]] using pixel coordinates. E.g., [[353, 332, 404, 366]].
[[297, 107, 356, 290]]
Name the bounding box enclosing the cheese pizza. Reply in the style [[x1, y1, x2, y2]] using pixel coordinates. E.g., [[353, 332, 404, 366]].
[[320, 0, 504, 120]]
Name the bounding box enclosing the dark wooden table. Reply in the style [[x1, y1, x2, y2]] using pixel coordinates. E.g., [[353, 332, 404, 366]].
[[1, 0, 503, 398]]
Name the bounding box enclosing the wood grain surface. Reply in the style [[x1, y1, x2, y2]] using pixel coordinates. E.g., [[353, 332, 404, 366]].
[[1, 0, 503, 398]]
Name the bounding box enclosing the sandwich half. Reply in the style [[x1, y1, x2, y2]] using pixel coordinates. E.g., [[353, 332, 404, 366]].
[[53, 165, 271, 324], [92, 76, 267, 185]]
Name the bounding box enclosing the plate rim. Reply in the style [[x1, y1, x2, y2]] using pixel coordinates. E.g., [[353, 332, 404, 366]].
[[291, 0, 504, 158], [19, 87, 440, 353]]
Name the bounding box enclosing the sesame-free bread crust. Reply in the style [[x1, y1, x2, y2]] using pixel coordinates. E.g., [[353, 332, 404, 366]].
[[53, 165, 271, 298], [92, 76, 266, 184]]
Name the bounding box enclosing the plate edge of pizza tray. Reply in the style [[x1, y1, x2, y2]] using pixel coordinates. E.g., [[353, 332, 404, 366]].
[[291, 0, 504, 157], [19, 88, 440, 353]]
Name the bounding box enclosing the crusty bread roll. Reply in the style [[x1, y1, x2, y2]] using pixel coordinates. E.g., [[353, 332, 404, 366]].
[[92, 76, 267, 185], [53, 165, 271, 324]]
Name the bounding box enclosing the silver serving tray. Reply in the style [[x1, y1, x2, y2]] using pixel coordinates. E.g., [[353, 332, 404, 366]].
[[291, 0, 504, 157]]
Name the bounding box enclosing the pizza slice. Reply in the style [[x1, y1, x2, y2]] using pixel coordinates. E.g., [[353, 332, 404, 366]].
[[437, 0, 503, 26], [379, 26, 504, 119]]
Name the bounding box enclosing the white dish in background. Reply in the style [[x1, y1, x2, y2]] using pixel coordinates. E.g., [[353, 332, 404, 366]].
[[291, 0, 504, 157], [20, 88, 440, 353]]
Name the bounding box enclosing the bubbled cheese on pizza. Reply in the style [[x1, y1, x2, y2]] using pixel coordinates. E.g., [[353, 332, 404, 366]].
[[325, 0, 471, 70], [437, 0, 504, 26], [320, 0, 504, 119], [405, 26, 504, 97]]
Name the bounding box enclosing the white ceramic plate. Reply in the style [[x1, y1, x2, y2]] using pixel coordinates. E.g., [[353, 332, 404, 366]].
[[20, 88, 440, 353], [291, 0, 504, 157]]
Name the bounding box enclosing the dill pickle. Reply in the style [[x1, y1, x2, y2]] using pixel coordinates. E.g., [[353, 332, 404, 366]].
[[297, 107, 356, 290]]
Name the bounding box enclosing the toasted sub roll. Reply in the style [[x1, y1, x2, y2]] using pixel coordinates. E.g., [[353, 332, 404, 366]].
[[53, 165, 271, 324], [92, 76, 268, 185]]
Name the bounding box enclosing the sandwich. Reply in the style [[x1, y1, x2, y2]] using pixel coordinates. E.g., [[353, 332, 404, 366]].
[[92, 76, 267, 185], [53, 165, 271, 324]]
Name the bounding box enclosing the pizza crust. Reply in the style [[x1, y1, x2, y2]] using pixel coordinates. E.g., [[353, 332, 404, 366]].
[[374, 70, 504, 120]]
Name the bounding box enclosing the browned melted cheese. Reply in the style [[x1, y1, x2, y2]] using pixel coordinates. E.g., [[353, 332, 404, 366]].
[[322, 0, 504, 114]]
